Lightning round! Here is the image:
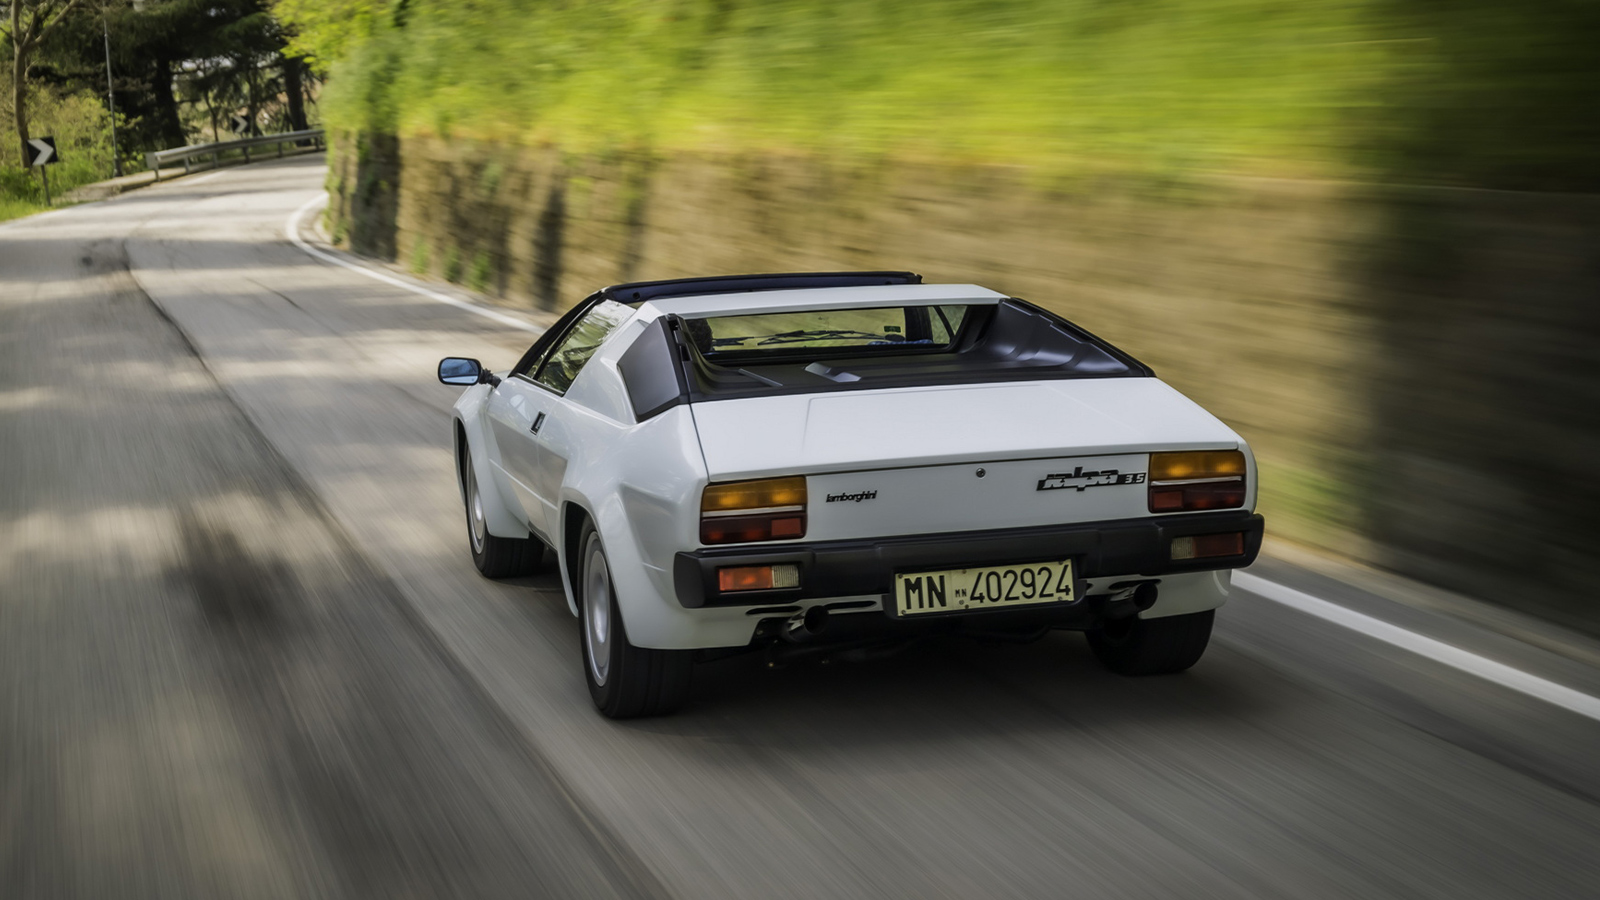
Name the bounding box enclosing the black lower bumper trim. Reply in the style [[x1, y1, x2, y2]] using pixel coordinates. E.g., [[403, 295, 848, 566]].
[[673, 510, 1264, 609]]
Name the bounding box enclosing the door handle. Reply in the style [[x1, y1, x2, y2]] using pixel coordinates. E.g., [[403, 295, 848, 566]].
[[530, 411, 546, 434]]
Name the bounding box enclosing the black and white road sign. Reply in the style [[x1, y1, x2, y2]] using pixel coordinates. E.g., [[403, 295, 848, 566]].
[[24, 136, 57, 167], [229, 114, 250, 135]]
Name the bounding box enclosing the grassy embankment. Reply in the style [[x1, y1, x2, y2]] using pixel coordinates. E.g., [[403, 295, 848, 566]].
[[0, 74, 124, 223]]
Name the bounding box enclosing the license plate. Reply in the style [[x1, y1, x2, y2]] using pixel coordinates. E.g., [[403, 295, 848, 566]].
[[893, 559, 1075, 617]]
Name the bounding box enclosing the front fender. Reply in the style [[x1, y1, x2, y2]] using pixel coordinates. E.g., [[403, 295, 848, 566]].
[[453, 385, 529, 540]]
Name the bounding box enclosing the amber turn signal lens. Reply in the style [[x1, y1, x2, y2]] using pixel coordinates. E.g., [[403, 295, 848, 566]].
[[702, 476, 807, 513], [1149, 451, 1246, 482]]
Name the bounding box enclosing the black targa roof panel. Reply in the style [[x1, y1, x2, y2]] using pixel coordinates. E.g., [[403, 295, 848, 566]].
[[594, 271, 922, 306]]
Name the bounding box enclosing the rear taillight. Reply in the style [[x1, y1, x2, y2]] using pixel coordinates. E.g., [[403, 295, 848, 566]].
[[701, 476, 807, 544], [1148, 450, 1246, 513]]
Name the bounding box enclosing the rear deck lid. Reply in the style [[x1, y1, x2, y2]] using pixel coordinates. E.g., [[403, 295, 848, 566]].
[[691, 377, 1242, 481]]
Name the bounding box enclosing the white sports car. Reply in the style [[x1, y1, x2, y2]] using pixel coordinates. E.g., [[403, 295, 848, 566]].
[[439, 272, 1263, 717]]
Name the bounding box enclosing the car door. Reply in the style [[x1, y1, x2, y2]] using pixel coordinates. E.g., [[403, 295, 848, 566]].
[[486, 375, 559, 536], [490, 299, 635, 539]]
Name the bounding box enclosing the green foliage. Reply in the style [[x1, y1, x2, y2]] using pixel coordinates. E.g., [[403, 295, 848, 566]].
[[0, 74, 120, 219], [286, 0, 1600, 189], [466, 250, 493, 292], [273, 0, 384, 74], [441, 244, 462, 283], [408, 235, 430, 274]]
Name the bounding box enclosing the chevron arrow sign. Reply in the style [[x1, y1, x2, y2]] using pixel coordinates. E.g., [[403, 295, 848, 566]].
[[24, 136, 58, 167]]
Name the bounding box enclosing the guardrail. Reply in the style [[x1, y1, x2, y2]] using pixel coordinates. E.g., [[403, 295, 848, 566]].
[[145, 128, 325, 180]]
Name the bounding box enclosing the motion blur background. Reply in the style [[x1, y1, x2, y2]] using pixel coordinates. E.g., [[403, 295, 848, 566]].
[[5, 0, 1598, 626]]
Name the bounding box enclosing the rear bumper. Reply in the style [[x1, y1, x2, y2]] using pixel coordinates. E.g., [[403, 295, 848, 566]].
[[673, 510, 1264, 609]]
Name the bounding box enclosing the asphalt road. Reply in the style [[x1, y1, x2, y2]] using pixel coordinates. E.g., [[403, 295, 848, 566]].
[[4, 156, 1599, 899]]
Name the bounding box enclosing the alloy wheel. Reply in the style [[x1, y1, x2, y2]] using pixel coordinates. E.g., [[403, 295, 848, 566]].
[[583, 537, 613, 686]]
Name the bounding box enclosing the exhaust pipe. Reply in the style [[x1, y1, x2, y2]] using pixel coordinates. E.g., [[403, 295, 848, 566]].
[[781, 605, 829, 643], [1098, 581, 1159, 620]]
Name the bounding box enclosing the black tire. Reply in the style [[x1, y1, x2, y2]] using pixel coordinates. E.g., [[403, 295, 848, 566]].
[[461, 451, 545, 578], [576, 522, 692, 718], [1086, 610, 1214, 676]]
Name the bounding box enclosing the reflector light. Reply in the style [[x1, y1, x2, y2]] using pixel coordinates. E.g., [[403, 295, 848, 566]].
[[1170, 532, 1245, 560], [717, 564, 800, 593], [1149, 450, 1247, 513]]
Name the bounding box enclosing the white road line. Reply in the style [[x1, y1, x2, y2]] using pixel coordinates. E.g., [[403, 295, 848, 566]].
[[1235, 572, 1600, 723], [285, 193, 542, 333]]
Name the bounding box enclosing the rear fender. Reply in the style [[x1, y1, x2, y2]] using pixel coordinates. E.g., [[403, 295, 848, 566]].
[[561, 490, 755, 649]]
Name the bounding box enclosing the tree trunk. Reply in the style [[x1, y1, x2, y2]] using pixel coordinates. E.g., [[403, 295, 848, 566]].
[[244, 58, 258, 135], [13, 47, 31, 165], [151, 57, 185, 148], [282, 55, 308, 132]]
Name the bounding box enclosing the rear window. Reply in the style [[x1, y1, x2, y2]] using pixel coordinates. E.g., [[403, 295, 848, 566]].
[[614, 299, 1152, 420], [668, 299, 1148, 400], [685, 305, 971, 359]]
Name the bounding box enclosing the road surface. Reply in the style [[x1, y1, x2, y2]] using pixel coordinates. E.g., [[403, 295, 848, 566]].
[[3, 156, 1598, 899]]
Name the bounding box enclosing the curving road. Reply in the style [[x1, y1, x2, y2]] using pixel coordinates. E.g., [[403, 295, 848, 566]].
[[4, 156, 1599, 899]]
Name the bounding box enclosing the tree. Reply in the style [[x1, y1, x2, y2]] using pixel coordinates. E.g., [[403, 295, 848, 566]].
[[3, 0, 86, 164]]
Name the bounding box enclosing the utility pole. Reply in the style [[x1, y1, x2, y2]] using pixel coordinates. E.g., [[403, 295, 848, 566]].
[[102, 12, 121, 177]]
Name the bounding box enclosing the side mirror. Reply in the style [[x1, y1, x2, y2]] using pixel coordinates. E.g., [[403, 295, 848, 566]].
[[438, 357, 485, 385]]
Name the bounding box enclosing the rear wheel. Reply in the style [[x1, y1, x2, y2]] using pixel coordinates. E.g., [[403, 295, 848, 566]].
[[1087, 610, 1214, 676], [461, 452, 545, 578], [578, 523, 692, 718]]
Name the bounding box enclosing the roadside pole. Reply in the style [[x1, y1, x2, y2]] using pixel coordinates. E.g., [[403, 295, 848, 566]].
[[103, 14, 122, 177]]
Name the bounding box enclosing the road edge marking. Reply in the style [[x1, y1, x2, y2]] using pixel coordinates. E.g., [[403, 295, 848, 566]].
[[1235, 571, 1600, 723], [285, 193, 542, 333]]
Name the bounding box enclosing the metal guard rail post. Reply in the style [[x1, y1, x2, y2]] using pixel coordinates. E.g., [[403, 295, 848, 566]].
[[145, 129, 325, 180]]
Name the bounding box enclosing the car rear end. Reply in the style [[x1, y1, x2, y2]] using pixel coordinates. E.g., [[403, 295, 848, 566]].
[[622, 286, 1263, 658]]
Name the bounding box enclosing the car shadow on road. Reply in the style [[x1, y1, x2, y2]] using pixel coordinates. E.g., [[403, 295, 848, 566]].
[[623, 627, 1280, 749]]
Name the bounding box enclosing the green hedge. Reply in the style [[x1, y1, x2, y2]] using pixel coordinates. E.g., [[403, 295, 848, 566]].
[[289, 0, 1600, 190]]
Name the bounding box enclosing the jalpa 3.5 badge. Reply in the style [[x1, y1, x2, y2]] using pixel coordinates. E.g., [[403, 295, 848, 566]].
[[1036, 466, 1146, 492]]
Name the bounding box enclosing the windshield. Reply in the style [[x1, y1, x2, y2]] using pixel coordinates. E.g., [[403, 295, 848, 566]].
[[685, 305, 970, 358]]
